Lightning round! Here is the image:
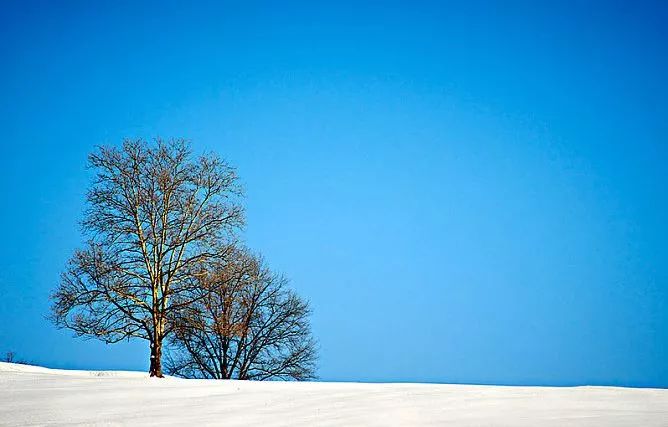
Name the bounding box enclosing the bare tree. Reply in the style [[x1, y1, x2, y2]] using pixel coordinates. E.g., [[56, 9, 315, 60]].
[[3, 351, 30, 365], [166, 248, 317, 380], [51, 138, 243, 377]]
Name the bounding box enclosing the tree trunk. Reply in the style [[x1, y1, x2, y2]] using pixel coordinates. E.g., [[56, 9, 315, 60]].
[[149, 339, 164, 378]]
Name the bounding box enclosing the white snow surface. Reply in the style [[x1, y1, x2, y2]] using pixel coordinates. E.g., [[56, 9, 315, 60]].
[[1, 362, 667, 426]]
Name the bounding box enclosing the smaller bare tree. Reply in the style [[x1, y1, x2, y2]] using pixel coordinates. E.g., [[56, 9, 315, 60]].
[[3, 351, 30, 365], [166, 248, 317, 380]]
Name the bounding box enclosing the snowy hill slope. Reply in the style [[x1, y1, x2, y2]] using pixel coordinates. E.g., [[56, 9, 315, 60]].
[[1, 362, 666, 426]]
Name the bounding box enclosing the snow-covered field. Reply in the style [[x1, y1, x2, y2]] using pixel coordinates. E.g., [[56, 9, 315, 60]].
[[1, 362, 666, 426]]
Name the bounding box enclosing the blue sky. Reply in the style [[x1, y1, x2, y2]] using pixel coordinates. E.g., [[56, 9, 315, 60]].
[[0, 0, 666, 387]]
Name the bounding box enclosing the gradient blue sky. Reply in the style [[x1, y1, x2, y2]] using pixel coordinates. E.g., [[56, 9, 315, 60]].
[[1, 0, 666, 387]]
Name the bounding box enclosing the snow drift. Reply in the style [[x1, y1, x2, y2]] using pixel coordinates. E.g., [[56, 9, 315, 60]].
[[1, 362, 666, 426]]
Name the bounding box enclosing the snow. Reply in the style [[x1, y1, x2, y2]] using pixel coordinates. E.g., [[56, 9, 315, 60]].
[[1, 362, 666, 426]]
